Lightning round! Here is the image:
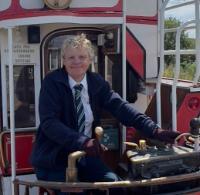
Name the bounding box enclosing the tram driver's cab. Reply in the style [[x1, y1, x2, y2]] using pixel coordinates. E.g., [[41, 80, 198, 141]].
[[42, 26, 123, 169], [0, 24, 142, 180]]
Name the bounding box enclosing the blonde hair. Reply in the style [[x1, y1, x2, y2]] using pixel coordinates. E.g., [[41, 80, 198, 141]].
[[61, 33, 94, 60]]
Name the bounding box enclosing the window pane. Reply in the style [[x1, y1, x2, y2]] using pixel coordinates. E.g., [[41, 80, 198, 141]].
[[6, 65, 36, 128], [49, 49, 61, 71]]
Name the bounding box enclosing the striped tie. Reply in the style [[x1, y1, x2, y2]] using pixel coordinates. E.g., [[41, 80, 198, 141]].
[[74, 84, 85, 133]]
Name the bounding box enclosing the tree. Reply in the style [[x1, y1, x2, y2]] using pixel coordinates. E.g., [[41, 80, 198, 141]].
[[164, 17, 196, 80]]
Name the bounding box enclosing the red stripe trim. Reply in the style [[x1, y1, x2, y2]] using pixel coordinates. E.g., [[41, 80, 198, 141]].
[[0, 10, 122, 21], [127, 15, 157, 25], [126, 29, 145, 78]]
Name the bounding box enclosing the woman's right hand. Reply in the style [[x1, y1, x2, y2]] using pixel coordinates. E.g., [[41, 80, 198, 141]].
[[83, 139, 107, 156]]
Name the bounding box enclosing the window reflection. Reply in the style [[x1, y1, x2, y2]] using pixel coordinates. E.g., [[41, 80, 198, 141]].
[[49, 49, 60, 71], [6, 65, 35, 128], [47, 35, 73, 71]]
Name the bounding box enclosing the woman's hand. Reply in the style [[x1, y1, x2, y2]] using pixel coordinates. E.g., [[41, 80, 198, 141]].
[[83, 139, 108, 157], [153, 128, 181, 143]]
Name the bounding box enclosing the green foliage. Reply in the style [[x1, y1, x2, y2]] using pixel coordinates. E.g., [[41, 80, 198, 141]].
[[180, 63, 196, 80], [163, 63, 196, 80], [164, 17, 196, 81], [164, 17, 195, 51], [163, 64, 174, 78]]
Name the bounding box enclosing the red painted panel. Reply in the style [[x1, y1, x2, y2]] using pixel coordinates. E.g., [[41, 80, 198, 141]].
[[0, 131, 35, 176], [126, 127, 137, 142], [177, 93, 200, 133], [126, 30, 145, 78]]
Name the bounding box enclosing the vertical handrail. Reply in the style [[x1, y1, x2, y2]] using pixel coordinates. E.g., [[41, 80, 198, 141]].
[[8, 26, 16, 195], [122, 0, 127, 103], [161, 0, 199, 131], [122, 0, 127, 152], [172, 27, 180, 131], [156, 0, 170, 126], [172, 20, 195, 131], [194, 0, 200, 84]]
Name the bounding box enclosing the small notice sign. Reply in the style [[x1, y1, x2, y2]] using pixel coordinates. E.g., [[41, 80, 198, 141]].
[[4, 44, 38, 64]]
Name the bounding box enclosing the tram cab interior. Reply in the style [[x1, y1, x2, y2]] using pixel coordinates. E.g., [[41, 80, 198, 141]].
[[0, 1, 200, 194], [1, 24, 200, 195], [0, 23, 143, 179]]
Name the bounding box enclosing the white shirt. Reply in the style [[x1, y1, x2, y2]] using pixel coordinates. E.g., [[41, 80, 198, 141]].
[[68, 75, 94, 137]]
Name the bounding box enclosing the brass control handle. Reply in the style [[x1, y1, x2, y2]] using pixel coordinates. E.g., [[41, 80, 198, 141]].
[[139, 140, 147, 150], [124, 142, 139, 150], [95, 126, 104, 141], [95, 126, 108, 152], [66, 151, 86, 182], [124, 140, 147, 150]]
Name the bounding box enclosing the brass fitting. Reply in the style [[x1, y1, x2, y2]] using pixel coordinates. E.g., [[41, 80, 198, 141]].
[[124, 140, 147, 151], [66, 151, 86, 182], [139, 140, 147, 150], [95, 126, 104, 141], [124, 142, 139, 150]]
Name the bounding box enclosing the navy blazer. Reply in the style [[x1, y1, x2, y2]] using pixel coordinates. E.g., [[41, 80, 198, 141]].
[[31, 68, 158, 169]]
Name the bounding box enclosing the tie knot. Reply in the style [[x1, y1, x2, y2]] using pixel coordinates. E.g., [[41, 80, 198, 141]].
[[74, 84, 83, 92]]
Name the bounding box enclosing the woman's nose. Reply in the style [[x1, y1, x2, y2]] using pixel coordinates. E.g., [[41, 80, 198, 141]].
[[73, 57, 81, 64]]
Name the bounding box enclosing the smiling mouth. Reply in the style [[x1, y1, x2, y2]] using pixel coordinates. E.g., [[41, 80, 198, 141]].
[[70, 66, 82, 69]]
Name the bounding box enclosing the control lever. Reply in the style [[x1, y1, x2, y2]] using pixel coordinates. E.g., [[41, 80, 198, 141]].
[[124, 140, 147, 151], [124, 142, 139, 150], [66, 127, 105, 182], [190, 118, 200, 151], [95, 126, 103, 141], [95, 126, 108, 152], [175, 118, 200, 151]]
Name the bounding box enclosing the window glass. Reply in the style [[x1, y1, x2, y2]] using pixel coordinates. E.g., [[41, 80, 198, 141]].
[[47, 35, 74, 71], [6, 65, 35, 128], [0, 0, 11, 11]]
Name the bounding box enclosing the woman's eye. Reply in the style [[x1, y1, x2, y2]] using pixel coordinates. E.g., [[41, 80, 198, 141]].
[[69, 56, 74, 60], [80, 56, 86, 60]]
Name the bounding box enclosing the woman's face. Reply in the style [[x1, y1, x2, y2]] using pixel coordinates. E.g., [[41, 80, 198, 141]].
[[63, 47, 91, 82]]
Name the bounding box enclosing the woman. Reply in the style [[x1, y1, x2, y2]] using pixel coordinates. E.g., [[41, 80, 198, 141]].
[[31, 34, 180, 195]]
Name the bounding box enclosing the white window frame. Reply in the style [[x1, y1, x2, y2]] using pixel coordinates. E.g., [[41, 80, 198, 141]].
[[1, 63, 40, 130]]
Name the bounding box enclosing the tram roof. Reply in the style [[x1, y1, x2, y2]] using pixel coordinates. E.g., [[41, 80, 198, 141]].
[[0, 15, 123, 28], [0, 0, 123, 28]]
